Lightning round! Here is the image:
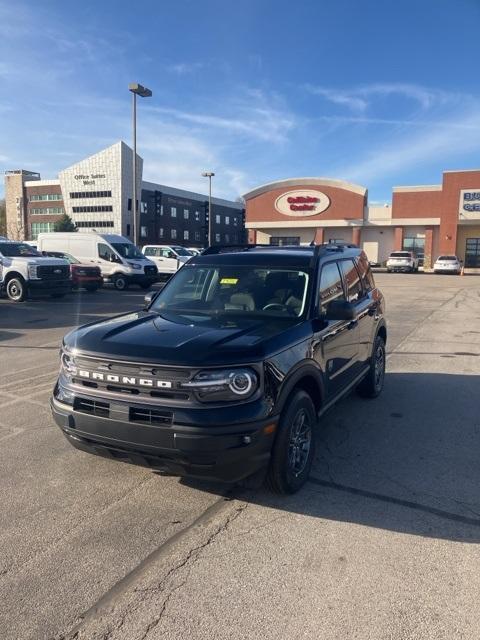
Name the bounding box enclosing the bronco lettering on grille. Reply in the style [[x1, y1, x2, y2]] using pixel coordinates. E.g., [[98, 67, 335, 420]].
[[78, 370, 172, 388]]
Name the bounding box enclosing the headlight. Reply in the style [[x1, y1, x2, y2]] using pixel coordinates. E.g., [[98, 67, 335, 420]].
[[131, 263, 142, 270], [181, 368, 258, 403], [28, 265, 39, 279], [60, 350, 77, 377]]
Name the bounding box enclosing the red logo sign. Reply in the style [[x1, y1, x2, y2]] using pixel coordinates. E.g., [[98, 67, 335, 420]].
[[286, 195, 319, 211]]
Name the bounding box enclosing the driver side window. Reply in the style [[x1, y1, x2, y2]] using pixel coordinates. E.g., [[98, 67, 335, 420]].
[[318, 262, 345, 313], [98, 243, 116, 262]]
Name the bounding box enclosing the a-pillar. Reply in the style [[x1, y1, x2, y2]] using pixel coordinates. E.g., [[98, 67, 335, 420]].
[[424, 226, 434, 270], [248, 229, 257, 244], [352, 227, 361, 246], [394, 227, 404, 251], [314, 228, 324, 244]]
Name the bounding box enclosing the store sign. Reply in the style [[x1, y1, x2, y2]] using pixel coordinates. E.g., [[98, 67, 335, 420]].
[[459, 189, 480, 218], [275, 190, 330, 217]]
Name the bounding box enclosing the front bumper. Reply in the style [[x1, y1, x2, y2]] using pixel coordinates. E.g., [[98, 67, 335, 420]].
[[73, 275, 103, 287], [28, 280, 72, 295], [51, 394, 276, 483]]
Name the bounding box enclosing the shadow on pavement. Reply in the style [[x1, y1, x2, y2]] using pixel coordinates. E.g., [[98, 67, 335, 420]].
[[180, 371, 480, 543]]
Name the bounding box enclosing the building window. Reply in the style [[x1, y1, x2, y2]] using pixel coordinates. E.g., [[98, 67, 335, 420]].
[[160, 205, 164, 215], [159, 228, 164, 238], [141, 202, 147, 213], [29, 194, 62, 201], [126, 224, 131, 236], [233, 217, 238, 226], [194, 210, 200, 221], [225, 233, 230, 243], [75, 220, 114, 228], [30, 207, 64, 215], [72, 205, 113, 213], [171, 207, 177, 217], [171, 228, 177, 239], [215, 214, 220, 224], [225, 216, 230, 225], [403, 237, 425, 257], [69, 191, 112, 199], [184, 209, 189, 219], [31, 222, 57, 239], [141, 226, 147, 238], [269, 237, 300, 246], [195, 231, 201, 241], [465, 238, 480, 268], [184, 230, 189, 240], [215, 233, 221, 243]]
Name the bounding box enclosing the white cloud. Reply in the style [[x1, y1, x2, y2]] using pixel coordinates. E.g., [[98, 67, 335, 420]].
[[306, 82, 464, 112], [166, 62, 205, 75], [335, 107, 480, 185]]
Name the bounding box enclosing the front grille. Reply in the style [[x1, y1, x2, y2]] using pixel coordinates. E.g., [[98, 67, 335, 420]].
[[74, 397, 110, 417], [37, 265, 70, 280], [76, 267, 100, 276], [129, 407, 173, 426], [72, 357, 192, 404], [144, 265, 157, 275]]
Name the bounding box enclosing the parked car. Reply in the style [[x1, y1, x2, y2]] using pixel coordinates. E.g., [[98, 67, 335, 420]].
[[187, 247, 202, 256], [433, 255, 461, 274], [417, 253, 425, 269], [51, 243, 386, 494], [142, 245, 192, 275], [0, 240, 71, 302], [386, 251, 419, 273], [37, 233, 158, 291], [42, 251, 103, 292]]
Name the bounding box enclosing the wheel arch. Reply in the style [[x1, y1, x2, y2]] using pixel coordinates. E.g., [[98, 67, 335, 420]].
[[274, 363, 325, 417]]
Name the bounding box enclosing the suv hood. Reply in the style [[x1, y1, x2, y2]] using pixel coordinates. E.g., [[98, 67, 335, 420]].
[[64, 311, 309, 366]]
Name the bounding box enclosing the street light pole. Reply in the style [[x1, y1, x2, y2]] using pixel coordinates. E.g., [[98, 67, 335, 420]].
[[201, 171, 215, 246], [129, 83, 152, 247]]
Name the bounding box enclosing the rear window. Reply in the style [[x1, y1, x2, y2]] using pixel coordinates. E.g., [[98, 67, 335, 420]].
[[390, 252, 411, 258], [437, 255, 457, 261]]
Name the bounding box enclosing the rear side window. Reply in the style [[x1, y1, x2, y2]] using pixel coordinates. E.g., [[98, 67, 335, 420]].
[[144, 247, 156, 256], [339, 259, 363, 302], [318, 261, 345, 312], [356, 255, 375, 292]]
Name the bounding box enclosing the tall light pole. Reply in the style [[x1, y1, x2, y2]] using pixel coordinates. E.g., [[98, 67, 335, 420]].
[[201, 171, 215, 246], [129, 83, 152, 246]]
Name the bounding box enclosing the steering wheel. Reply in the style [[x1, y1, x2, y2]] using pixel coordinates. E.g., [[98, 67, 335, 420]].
[[262, 302, 287, 312]]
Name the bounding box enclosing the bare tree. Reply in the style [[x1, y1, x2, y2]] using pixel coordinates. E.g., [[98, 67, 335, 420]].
[[0, 199, 6, 236]]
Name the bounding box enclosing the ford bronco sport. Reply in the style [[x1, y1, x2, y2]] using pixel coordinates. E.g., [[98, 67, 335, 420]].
[[51, 243, 386, 493]]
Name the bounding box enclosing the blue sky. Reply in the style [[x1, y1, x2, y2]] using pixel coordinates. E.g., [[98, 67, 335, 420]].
[[1, 0, 480, 202]]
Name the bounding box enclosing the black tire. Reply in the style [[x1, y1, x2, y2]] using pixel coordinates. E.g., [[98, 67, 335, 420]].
[[112, 274, 128, 291], [85, 286, 98, 293], [51, 293, 66, 299], [265, 390, 316, 494], [357, 335, 386, 399], [6, 277, 27, 302]]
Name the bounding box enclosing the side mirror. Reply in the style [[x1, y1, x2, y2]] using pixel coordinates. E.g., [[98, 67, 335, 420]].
[[144, 286, 164, 308], [325, 299, 355, 321]]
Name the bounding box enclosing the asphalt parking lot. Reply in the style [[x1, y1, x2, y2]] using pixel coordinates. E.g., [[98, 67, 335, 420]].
[[1, 274, 480, 640]]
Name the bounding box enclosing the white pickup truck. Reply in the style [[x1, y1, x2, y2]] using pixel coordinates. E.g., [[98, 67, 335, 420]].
[[0, 240, 71, 302]]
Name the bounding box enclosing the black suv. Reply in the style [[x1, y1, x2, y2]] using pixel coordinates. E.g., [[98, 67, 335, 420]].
[[51, 243, 386, 493]]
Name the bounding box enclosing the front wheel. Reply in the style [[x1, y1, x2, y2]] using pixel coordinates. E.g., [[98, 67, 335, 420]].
[[266, 390, 316, 494], [6, 277, 27, 302], [112, 274, 128, 291], [357, 336, 386, 399]]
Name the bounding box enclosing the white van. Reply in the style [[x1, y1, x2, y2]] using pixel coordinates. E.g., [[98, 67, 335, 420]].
[[142, 245, 192, 274], [37, 232, 158, 290]]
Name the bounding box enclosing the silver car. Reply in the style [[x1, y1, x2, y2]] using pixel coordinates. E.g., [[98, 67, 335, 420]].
[[433, 255, 461, 274]]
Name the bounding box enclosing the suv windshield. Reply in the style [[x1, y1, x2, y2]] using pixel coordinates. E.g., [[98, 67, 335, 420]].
[[151, 264, 310, 321], [111, 243, 144, 259], [172, 246, 193, 257], [0, 242, 40, 257]]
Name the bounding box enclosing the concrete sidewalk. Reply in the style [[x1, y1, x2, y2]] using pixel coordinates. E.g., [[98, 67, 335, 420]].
[[64, 280, 480, 640]]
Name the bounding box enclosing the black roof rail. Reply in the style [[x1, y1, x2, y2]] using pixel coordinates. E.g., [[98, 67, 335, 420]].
[[201, 244, 272, 255]]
